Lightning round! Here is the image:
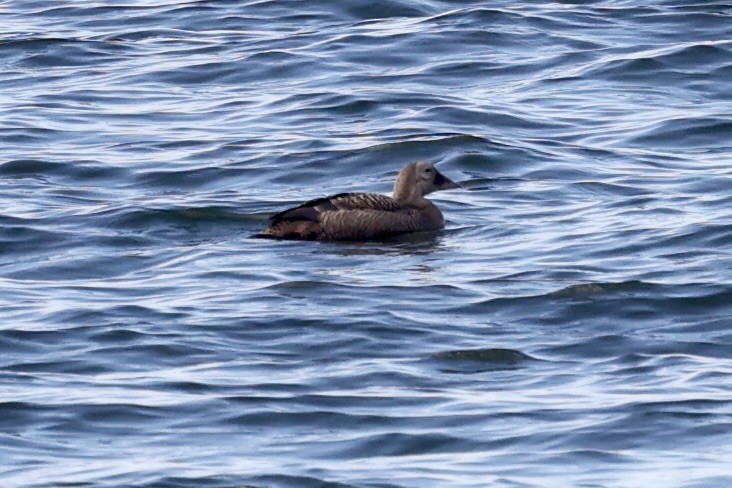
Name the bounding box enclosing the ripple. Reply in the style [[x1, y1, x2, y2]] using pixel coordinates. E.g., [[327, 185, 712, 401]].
[[0, 159, 128, 181], [630, 116, 732, 148], [432, 348, 537, 373]]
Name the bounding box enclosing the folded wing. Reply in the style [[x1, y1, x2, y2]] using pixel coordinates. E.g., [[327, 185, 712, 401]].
[[270, 192, 403, 224]]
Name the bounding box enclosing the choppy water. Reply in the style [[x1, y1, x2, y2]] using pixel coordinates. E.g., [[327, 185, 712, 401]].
[[2, 1, 731, 487]]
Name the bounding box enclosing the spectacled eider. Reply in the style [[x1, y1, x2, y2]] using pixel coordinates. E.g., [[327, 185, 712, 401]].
[[256, 161, 461, 241]]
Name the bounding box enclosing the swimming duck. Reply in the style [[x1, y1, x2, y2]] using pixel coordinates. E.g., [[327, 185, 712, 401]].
[[257, 161, 461, 241]]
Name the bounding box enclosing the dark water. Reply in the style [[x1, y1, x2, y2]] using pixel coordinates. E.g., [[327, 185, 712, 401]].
[[2, 1, 731, 486]]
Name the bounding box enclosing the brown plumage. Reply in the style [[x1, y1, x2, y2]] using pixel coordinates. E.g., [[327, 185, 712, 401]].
[[256, 161, 461, 241]]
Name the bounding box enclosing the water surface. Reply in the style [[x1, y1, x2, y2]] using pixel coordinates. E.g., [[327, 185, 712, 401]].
[[1, 1, 731, 487]]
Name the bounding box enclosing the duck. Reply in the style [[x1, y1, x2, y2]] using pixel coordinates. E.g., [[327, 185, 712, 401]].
[[256, 161, 461, 241]]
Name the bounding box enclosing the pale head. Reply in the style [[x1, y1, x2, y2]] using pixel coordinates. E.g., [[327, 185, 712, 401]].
[[392, 161, 461, 205]]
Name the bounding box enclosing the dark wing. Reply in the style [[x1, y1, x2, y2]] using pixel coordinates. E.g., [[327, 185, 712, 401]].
[[270, 192, 403, 224]]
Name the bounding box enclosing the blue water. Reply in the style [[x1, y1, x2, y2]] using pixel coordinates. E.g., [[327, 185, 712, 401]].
[[1, 1, 731, 487]]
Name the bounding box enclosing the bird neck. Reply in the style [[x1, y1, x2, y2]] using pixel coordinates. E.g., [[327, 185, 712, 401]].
[[394, 189, 430, 208]]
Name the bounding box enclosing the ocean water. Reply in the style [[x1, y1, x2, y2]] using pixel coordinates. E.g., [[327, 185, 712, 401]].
[[1, 1, 731, 486]]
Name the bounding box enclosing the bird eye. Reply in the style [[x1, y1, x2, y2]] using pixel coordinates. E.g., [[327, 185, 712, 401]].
[[425, 168, 432, 173]]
